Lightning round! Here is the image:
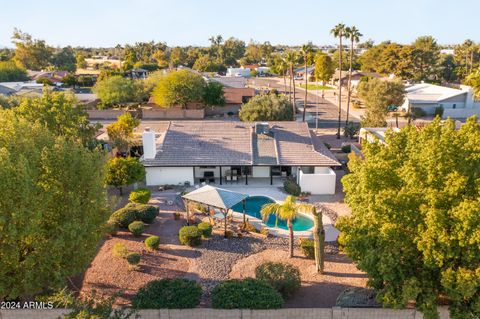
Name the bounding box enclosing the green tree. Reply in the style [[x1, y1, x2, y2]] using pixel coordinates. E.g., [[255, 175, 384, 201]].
[[75, 53, 87, 69], [0, 110, 108, 300], [269, 53, 288, 94], [93, 75, 141, 108], [344, 26, 362, 125], [239, 94, 293, 121], [14, 90, 99, 145], [338, 117, 480, 319], [152, 69, 205, 108], [52, 46, 76, 72], [464, 69, 480, 99], [454, 39, 479, 80], [106, 112, 140, 154], [0, 61, 29, 82], [331, 23, 347, 138], [261, 196, 310, 258], [301, 42, 315, 122], [105, 157, 146, 195], [314, 52, 335, 100], [357, 78, 405, 127], [202, 81, 225, 107], [411, 36, 441, 81], [192, 54, 220, 72], [11, 29, 53, 70]]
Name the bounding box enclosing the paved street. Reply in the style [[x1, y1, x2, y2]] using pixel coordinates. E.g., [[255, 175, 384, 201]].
[[249, 77, 359, 129]]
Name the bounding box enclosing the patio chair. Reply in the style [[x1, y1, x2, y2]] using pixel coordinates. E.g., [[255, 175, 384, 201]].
[[226, 175, 232, 183], [232, 175, 238, 183]]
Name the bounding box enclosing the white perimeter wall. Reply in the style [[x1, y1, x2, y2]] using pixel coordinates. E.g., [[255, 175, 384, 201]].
[[252, 166, 270, 178], [145, 167, 194, 186], [299, 167, 336, 195]]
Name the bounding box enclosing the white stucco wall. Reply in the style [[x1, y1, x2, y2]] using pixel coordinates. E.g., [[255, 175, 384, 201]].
[[298, 167, 336, 195], [252, 166, 270, 178], [145, 167, 194, 186]]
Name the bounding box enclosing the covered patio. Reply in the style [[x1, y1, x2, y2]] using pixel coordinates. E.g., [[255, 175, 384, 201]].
[[181, 185, 248, 237]]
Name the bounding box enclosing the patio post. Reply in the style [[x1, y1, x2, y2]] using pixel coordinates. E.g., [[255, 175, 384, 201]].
[[183, 199, 190, 226], [219, 166, 222, 185], [245, 167, 248, 185], [270, 166, 273, 185], [242, 199, 246, 227], [222, 208, 228, 238]]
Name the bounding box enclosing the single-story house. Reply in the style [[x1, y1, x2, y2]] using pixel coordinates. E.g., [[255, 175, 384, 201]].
[[400, 83, 478, 117], [226, 68, 251, 77], [332, 70, 382, 88], [0, 81, 44, 96], [29, 70, 69, 84], [140, 121, 340, 194], [294, 66, 315, 80], [210, 77, 255, 106]]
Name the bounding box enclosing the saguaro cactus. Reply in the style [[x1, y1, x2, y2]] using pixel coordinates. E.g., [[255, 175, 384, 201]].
[[312, 206, 325, 273]]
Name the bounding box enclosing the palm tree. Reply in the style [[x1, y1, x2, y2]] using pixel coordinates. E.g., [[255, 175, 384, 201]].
[[285, 51, 299, 119], [261, 196, 311, 258], [344, 26, 362, 125], [331, 23, 346, 139], [301, 43, 314, 122]]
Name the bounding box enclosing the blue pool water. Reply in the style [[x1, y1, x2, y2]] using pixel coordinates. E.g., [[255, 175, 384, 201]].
[[231, 196, 314, 231]]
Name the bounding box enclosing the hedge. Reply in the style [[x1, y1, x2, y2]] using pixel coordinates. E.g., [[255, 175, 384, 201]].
[[197, 222, 213, 238], [179, 226, 202, 246], [132, 279, 202, 309], [211, 278, 283, 309], [129, 188, 152, 204], [255, 262, 301, 300], [109, 203, 158, 228], [135, 204, 159, 224]]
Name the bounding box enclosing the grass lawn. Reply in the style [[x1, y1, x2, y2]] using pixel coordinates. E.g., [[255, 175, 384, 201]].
[[299, 83, 333, 90]]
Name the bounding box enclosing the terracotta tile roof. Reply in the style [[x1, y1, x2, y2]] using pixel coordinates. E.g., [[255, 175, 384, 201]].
[[140, 121, 340, 167]]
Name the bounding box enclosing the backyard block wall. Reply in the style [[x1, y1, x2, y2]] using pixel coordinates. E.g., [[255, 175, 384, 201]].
[[0, 307, 452, 319]]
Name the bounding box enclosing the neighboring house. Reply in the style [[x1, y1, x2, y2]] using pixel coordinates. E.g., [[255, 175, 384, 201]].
[[332, 70, 382, 88], [128, 68, 148, 79], [210, 77, 255, 106], [0, 81, 44, 96], [226, 68, 251, 77], [0, 84, 16, 96], [400, 83, 479, 118], [30, 70, 69, 84], [294, 66, 315, 80], [140, 121, 340, 194]]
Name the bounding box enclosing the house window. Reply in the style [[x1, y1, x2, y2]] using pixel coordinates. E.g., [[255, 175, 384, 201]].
[[453, 104, 456, 109]]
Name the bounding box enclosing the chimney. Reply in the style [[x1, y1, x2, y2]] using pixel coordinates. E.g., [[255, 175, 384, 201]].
[[142, 128, 156, 159]]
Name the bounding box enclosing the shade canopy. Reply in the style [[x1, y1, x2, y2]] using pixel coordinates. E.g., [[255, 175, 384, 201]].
[[182, 185, 247, 210]]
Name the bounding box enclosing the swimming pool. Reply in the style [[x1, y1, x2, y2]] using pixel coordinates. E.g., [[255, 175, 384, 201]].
[[231, 196, 314, 231]]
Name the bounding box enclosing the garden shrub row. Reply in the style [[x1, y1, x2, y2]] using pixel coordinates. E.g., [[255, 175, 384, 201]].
[[132, 279, 202, 309], [132, 262, 301, 309], [109, 203, 159, 228]]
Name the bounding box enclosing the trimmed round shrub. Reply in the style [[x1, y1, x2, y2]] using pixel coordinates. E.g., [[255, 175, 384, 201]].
[[109, 205, 137, 228], [132, 279, 202, 309], [112, 243, 129, 258], [135, 204, 159, 224], [197, 222, 213, 238], [128, 221, 145, 237], [211, 278, 283, 309], [284, 179, 301, 196], [126, 252, 141, 267], [129, 188, 152, 204], [178, 226, 202, 246], [145, 235, 160, 250], [105, 220, 119, 236], [255, 262, 301, 300], [300, 238, 315, 259]]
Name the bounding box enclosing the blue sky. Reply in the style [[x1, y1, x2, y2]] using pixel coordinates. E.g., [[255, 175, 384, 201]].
[[1, 0, 478, 47]]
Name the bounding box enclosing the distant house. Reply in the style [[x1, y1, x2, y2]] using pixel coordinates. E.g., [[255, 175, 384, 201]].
[[210, 77, 255, 106], [400, 83, 478, 117], [140, 121, 340, 194], [226, 68, 251, 77], [0, 81, 44, 97], [332, 70, 382, 88], [30, 70, 69, 84], [127, 68, 148, 79], [294, 66, 315, 80]]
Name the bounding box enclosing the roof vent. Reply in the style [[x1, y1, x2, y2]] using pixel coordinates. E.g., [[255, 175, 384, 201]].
[[255, 122, 270, 135]]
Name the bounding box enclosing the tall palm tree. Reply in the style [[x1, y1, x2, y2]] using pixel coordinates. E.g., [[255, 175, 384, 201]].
[[344, 26, 362, 125], [285, 51, 298, 119], [261, 196, 311, 258], [331, 23, 346, 139], [301, 43, 314, 122]]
